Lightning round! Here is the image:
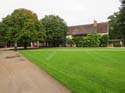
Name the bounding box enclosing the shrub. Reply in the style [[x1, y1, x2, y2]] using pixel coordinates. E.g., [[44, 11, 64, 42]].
[[73, 34, 100, 47], [82, 34, 100, 47], [100, 35, 109, 47], [66, 38, 74, 47], [73, 37, 83, 47]]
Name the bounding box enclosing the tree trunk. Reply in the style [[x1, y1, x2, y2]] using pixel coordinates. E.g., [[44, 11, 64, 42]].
[[24, 39, 27, 49], [24, 44, 27, 49]]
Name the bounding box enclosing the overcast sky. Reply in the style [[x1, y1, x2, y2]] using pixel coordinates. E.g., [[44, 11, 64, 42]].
[[0, 0, 121, 26]]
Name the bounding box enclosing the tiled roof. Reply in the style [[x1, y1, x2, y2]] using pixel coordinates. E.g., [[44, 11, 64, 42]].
[[67, 22, 108, 36]]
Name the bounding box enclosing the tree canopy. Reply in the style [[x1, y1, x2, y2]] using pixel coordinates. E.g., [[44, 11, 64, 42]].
[[1, 8, 45, 49], [108, 0, 125, 45], [108, 12, 122, 39], [41, 15, 67, 47], [0, 22, 6, 41], [119, 0, 125, 44]]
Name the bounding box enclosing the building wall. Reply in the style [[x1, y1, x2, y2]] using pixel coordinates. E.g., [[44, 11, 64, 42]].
[[66, 35, 73, 39]]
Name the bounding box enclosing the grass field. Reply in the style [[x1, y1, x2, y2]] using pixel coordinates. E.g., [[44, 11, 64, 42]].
[[20, 48, 125, 93]]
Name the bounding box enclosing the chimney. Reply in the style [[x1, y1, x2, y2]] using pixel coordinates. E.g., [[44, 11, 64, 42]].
[[93, 20, 97, 27]]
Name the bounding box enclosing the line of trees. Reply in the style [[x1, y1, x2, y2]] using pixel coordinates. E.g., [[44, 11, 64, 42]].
[[0, 8, 67, 49]]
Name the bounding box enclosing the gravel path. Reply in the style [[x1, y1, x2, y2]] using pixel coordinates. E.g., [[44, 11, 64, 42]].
[[0, 48, 70, 93]]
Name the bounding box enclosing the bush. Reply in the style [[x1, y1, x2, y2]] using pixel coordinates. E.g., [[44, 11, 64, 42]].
[[73, 37, 83, 47], [73, 34, 100, 47], [82, 34, 100, 47], [100, 35, 109, 47], [66, 38, 74, 47]]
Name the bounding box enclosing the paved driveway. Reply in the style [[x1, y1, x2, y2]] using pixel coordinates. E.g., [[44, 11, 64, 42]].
[[0, 48, 70, 93]]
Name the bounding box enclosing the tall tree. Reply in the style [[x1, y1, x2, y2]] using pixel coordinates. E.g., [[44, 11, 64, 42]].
[[0, 22, 5, 41], [41, 15, 67, 47], [2, 8, 45, 49], [108, 0, 125, 45], [108, 12, 122, 39], [119, 0, 125, 44]]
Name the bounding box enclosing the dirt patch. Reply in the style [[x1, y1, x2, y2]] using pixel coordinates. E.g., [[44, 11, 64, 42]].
[[5, 55, 20, 59], [19, 58, 25, 61]]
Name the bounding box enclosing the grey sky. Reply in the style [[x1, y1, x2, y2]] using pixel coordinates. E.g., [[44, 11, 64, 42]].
[[0, 0, 121, 26]]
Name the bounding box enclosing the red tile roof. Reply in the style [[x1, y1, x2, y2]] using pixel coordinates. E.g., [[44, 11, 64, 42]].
[[67, 22, 108, 36]]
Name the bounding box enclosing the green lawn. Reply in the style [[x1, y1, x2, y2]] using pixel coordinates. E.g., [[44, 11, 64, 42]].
[[20, 48, 125, 93]]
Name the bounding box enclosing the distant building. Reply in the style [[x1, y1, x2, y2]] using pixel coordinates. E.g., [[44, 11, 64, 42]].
[[67, 21, 109, 39]]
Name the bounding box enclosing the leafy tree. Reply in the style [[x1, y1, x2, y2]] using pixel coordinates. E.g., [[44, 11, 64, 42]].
[[41, 15, 67, 47], [108, 13, 122, 39], [1, 15, 16, 47], [2, 8, 45, 49], [0, 20, 13, 47], [119, 0, 125, 45], [0, 22, 5, 41], [108, 0, 125, 45]]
